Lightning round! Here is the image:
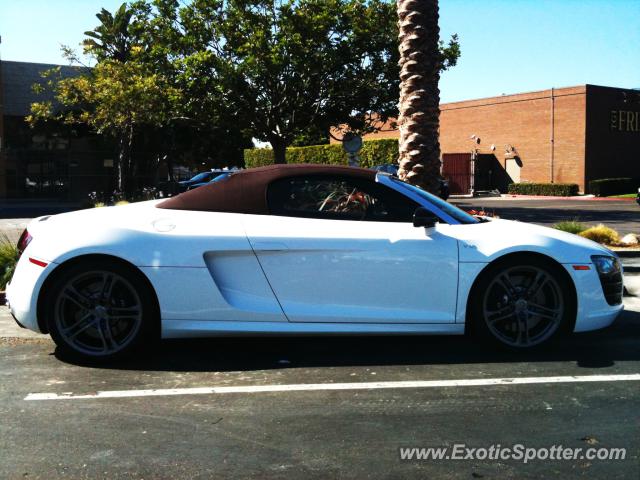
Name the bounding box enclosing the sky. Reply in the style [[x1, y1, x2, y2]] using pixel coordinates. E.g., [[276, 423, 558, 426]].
[[0, 0, 638, 103]]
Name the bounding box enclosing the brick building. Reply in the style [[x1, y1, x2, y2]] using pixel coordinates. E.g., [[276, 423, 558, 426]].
[[362, 85, 640, 194]]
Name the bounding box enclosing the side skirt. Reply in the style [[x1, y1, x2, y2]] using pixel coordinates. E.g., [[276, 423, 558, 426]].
[[162, 320, 465, 338]]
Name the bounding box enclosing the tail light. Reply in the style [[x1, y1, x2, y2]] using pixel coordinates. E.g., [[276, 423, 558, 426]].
[[17, 229, 32, 258]]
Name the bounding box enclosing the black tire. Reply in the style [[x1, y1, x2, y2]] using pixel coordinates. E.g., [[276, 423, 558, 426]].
[[44, 259, 158, 362], [470, 256, 576, 350]]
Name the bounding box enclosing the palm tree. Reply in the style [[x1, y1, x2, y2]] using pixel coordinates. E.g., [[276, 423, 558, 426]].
[[83, 3, 134, 63], [396, 0, 442, 193]]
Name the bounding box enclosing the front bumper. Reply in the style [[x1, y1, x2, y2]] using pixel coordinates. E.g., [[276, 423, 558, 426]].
[[569, 264, 624, 332]]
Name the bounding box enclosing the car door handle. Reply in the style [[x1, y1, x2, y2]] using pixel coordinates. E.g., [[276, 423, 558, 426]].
[[251, 241, 289, 252]]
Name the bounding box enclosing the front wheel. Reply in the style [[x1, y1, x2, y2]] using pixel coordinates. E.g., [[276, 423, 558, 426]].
[[46, 260, 156, 361], [471, 258, 575, 349]]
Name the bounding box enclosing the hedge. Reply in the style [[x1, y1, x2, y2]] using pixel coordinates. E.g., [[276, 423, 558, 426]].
[[244, 139, 399, 169], [588, 177, 638, 197], [508, 182, 579, 196]]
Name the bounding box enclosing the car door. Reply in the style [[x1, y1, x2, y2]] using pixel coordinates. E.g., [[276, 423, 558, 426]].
[[243, 175, 459, 324]]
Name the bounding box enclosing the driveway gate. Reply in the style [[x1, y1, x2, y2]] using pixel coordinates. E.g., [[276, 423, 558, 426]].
[[442, 153, 472, 194]]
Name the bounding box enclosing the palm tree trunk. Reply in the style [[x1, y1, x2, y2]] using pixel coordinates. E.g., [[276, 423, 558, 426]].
[[396, 0, 442, 194]]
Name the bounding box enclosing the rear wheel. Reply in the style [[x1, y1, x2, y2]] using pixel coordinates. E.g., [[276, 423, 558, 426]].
[[46, 260, 156, 361], [471, 257, 574, 349]]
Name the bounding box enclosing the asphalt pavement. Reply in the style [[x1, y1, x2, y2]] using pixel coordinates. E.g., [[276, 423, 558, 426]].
[[451, 197, 639, 235], [1, 275, 638, 479]]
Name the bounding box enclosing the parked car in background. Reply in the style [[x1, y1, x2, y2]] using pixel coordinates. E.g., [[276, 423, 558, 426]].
[[179, 170, 235, 192], [201, 172, 232, 187], [371, 164, 450, 200], [158, 169, 238, 196]]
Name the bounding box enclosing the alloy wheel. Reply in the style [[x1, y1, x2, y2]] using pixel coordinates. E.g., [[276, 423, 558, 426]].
[[482, 266, 564, 347], [54, 270, 143, 356]]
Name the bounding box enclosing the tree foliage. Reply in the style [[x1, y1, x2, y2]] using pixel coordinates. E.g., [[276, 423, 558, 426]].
[[83, 4, 136, 62], [34, 54, 178, 133], [136, 0, 458, 164], [29, 52, 180, 192], [29, 3, 164, 193], [128, 0, 402, 163], [29, 0, 460, 189]]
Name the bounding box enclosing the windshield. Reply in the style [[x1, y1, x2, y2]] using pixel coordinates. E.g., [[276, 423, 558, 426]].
[[390, 177, 480, 224]]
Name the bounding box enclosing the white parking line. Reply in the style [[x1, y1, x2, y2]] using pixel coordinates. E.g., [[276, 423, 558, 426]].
[[24, 374, 640, 401]]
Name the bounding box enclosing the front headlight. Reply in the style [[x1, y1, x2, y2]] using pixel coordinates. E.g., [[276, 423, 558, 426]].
[[591, 255, 621, 275]]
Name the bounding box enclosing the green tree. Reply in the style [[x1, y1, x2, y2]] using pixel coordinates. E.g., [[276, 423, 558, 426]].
[[129, 0, 251, 174], [396, 0, 459, 192], [291, 124, 330, 147], [30, 0, 458, 190], [29, 50, 179, 194], [29, 3, 182, 194], [174, 0, 401, 164]]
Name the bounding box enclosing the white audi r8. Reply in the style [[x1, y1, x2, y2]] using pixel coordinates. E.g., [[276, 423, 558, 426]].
[[6, 164, 624, 360]]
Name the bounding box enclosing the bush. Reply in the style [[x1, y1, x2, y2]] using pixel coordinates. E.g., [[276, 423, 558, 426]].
[[0, 235, 19, 290], [579, 224, 620, 245], [588, 177, 638, 197], [508, 183, 579, 196], [244, 148, 284, 167], [553, 220, 587, 235], [359, 139, 399, 167], [244, 139, 399, 168], [286, 144, 349, 166]]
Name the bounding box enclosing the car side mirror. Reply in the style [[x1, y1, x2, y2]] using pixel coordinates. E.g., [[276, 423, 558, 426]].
[[413, 207, 439, 228]]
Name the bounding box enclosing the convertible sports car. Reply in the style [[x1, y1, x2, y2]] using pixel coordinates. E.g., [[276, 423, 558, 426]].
[[7, 164, 624, 360]]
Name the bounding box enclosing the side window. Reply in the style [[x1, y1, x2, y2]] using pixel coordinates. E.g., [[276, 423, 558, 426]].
[[267, 175, 419, 222]]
